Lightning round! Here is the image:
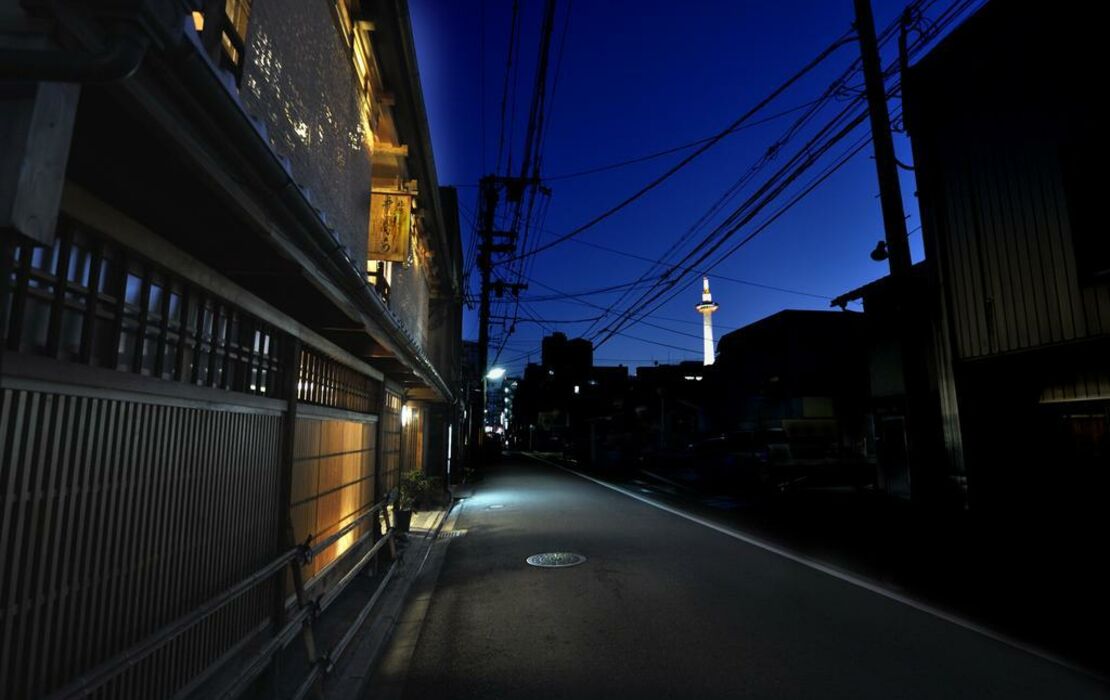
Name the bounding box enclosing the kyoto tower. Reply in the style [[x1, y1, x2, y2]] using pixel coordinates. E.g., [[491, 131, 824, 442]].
[[695, 276, 719, 365]]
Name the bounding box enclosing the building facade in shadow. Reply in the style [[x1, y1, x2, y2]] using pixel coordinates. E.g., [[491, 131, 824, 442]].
[[837, 0, 1106, 515]]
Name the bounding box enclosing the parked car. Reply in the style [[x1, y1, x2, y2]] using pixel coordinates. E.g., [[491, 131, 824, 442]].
[[730, 424, 874, 491], [640, 426, 874, 495], [638, 433, 776, 493]]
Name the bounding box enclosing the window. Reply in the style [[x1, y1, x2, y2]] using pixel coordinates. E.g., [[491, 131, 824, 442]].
[[221, 0, 252, 82], [367, 260, 392, 305], [2, 218, 285, 396], [335, 0, 379, 103], [195, 0, 252, 85]]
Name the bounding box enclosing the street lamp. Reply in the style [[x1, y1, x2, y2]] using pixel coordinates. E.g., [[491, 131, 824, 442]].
[[486, 367, 506, 380]]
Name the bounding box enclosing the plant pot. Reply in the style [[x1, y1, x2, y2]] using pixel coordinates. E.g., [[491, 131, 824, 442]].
[[394, 508, 412, 533]]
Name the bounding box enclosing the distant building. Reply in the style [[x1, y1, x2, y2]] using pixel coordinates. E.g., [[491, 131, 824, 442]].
[[541, 331, 593, 381], [714, 310, 872, 473], [635, 360, 715, 450], [511, 333, 637, 460]]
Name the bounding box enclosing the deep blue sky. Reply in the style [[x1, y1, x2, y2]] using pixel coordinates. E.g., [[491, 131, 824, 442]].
[[409, 0, 970, 374]]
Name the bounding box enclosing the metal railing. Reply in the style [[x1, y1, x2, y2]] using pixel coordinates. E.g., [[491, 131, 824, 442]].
[[45, 499, 399, 700]]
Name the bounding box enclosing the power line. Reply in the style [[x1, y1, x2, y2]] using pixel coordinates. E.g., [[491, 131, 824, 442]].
[[541, 98, 827, 182], [577, 13, 896, 339], [593, 100, 873, 347], [491, 314, 601, 324], [495, 1, 521, 174], [519, 278, 662, 302], [483, 0, 978, 366], [498, 31, 857, 265], [586, 0, 972, 349], [579, 82, 855, 338], [605, 329, 702, 354], [598, 118, 883, 349], [588, 0, 980, 349], [480, 0, 487, 175], [560, 237, 832, 300]]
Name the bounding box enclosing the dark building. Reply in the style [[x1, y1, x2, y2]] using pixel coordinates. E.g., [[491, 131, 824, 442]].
[[1, 1, 461, 697], [834, 265, 958, 499], [513, 333, 593, 451], [909, 0, 1103, 514], [511, 334, 636, 462], [635, 360, 714, 451], [834, 1, 1106, 513], [713, 310, 872, 481], [541, 331, 593, 382]]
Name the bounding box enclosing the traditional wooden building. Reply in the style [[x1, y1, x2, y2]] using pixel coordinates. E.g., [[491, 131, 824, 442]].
[[1, 0, 461, 697]]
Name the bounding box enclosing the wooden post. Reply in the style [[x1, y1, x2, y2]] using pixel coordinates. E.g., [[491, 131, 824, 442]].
[[1, 81, 79, 245]]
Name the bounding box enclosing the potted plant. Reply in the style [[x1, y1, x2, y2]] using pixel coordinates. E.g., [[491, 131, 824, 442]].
[[394, 469, 430, 533]]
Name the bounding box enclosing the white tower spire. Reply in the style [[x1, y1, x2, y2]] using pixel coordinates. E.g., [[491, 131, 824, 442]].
[[695, 276, 719, 366]]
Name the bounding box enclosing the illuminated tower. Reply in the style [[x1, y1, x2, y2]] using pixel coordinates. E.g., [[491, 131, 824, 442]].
[[695, 276, 719, 366]]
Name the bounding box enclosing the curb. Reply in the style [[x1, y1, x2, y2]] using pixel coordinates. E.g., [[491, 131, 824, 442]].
[[323, 500, 458, 700]]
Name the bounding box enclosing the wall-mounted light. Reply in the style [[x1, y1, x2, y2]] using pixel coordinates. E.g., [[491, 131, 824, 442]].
[[401, 404, 413, 426], [870, 240, 889, 261]]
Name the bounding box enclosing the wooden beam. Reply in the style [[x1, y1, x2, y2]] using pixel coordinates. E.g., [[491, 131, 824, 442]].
[[1, 81, 79, 244]]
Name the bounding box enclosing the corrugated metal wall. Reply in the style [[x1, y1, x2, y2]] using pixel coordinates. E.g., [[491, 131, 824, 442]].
[[1041, 366, 1110, 404], [0, 388, 283, 699], [934, 140, 1110, 360]]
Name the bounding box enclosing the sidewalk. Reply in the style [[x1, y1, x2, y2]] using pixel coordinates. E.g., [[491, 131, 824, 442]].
[[320, 504, 454, 700]]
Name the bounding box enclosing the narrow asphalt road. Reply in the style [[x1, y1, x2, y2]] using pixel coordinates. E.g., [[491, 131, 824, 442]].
[[375, 457, 1107, 699]]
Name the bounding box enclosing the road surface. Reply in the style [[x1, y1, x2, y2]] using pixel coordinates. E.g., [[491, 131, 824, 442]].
[[370, 456, 1107, 699]]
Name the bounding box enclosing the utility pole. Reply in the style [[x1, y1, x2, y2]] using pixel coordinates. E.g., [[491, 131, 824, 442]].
[[471, 175, 528, 463], [855, 0, 912, 277], [472, 175, 497, 462], [477, 175, 498, 381], [854, 0, 936, 504], [470, 0, 554, 464]]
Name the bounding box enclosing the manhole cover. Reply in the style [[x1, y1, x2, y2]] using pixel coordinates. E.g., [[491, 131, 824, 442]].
[[526, 552, 586, 568]]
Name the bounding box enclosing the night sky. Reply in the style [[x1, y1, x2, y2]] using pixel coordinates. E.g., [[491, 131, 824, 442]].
[[409, 0, 970, 375]]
